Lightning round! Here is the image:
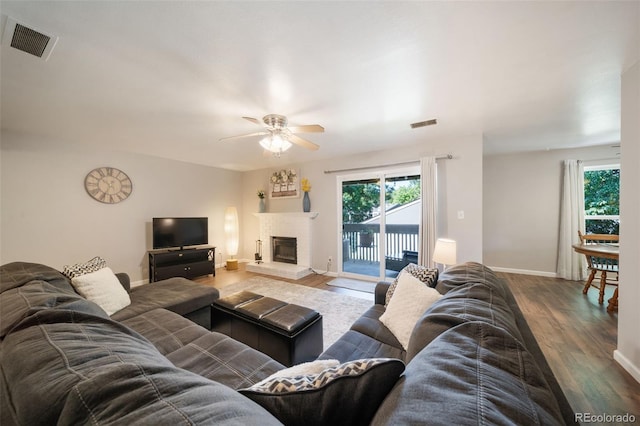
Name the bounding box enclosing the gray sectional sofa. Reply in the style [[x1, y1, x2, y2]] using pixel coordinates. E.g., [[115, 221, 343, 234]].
[[0, 261, 575, 425], [322, 262, 577, 425]]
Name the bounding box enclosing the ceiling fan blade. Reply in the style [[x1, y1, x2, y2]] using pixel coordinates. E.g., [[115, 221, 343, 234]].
[[287, 124, 324, 133], [288, 134, 320, 151], [242, 116, 262, 125], [219, 131, 268, 142]]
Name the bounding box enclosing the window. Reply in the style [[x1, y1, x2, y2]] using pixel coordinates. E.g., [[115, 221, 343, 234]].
[[583, 164, 619, 234]]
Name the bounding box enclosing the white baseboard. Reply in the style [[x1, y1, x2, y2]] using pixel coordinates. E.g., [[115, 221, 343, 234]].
[[488, 266, 558, 278], [614, 350, 640, 384]]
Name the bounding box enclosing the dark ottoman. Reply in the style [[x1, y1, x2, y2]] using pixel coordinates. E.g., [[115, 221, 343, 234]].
[[212, 291, 323, 366]]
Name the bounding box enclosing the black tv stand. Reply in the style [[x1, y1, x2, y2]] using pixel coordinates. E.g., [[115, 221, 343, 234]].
[[148, 246, 216, 282]]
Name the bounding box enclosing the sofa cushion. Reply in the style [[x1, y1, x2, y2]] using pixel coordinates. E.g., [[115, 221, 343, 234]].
[[111, 277, 218, 322], [385, 263, 438, 305], [166, 331, 285, 390], [406, 282, 525, 362], [0, 280, 108, 340], [349, 305, 402, 350], [240, 358, 405, 426], [70, 267, 131, 315], [318, 330, 405, 362], [1, 262, 75, 294], [58, 363, 283, 426], [435, 261, 505, 296], [1, 297, 281, 425], [380, 271, 442, 350], [123, 307, 285, 389], [121, 308, 211, 355], [372, 321, 564, 426]]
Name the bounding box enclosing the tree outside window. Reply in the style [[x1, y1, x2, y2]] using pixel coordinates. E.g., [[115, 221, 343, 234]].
[[584, 166, 619, 234], [342, 176, 421, 224]]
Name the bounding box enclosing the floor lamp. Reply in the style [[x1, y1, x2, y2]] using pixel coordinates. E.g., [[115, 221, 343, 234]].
[[433, 238, 457, 270], [224, 206, 239, 270]]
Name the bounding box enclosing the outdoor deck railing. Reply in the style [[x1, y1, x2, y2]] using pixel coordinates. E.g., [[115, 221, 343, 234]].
[[343, 223, 419, 263]]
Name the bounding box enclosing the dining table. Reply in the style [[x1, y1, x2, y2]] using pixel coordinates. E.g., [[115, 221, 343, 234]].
[[572, 242, 619, 312]]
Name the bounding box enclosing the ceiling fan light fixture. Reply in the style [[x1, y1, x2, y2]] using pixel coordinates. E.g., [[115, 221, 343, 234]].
[[222, 114, 321, 153], [259, 132, 292, 154]]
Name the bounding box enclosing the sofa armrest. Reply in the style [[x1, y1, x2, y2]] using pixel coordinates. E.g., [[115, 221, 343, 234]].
[[375, 281, 391, 305], [115, 272, 131, 293]]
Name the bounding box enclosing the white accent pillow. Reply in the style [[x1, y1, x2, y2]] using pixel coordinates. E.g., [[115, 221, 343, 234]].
[[70, 267, 131, 316], [379, 270, 442, 350]]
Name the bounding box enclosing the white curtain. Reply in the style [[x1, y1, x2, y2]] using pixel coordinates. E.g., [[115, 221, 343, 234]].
[[557, 159, 586, 280], [419, 157, 437, 268]]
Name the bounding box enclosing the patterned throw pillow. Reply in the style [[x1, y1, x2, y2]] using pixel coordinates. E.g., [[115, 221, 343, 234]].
[[262, 359, 340, 383], [385, 263, 438, 305], [62, 256, 107, 280], [239, 358, 405, 426]]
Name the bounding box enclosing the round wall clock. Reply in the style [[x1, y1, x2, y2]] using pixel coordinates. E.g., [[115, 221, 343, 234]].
[[84, 167, 133, 204]]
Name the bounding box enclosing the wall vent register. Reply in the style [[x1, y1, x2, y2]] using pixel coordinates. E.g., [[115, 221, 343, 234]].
[[2, 17, 58, 61]]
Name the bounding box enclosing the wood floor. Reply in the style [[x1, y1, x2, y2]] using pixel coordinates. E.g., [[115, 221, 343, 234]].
[[502, 272, 640, 418], [196, 265, 639, 418]]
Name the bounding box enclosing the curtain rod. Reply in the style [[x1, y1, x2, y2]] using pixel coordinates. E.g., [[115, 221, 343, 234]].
[[323, 154, 453, 174]]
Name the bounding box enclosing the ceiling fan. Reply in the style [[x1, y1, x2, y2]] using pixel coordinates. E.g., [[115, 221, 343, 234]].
[[220, 114, 323, 155]]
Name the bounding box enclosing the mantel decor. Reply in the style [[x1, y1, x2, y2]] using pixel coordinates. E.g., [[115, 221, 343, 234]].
[[257, 189, 266, 213], [301, 177, 311, 212], [269, 169, 300, 199]]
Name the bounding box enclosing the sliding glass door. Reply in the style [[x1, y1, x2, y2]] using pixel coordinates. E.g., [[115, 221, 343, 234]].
[[339, 168, 420, 281]]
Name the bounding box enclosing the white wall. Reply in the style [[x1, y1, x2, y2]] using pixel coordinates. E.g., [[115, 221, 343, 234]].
[[240, 135, 484, 272], [616, 61, 640, 382], [483, 145, 619, 275], [0, 132, 243, 283]]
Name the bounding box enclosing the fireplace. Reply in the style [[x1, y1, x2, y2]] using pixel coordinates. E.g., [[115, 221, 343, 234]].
[[248, 212, 317, 279], [272, 236, 297, 264]]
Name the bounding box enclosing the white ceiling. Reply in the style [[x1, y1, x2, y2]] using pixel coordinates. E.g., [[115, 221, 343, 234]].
[[1, 1, 638, 171]]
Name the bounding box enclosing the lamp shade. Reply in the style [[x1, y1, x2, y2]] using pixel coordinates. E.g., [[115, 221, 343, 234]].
[[259, 132, 292, 154], [432, 238, 457, 266], [224, 206, 239, 257]]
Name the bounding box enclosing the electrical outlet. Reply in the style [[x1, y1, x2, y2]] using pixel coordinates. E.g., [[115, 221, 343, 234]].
[[328, 256, 333, 263]]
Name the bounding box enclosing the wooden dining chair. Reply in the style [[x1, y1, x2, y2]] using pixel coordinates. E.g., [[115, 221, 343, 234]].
[[577, 231, 619, 307]]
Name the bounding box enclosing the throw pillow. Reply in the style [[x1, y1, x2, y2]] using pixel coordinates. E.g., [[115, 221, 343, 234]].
[[263, 359, 340, 382], [70, 267, 131, 316], [239, 358, 405, 426], [380, 271, 442, 350], [62, 256, 107, 280], [385, 263, 438, 305]]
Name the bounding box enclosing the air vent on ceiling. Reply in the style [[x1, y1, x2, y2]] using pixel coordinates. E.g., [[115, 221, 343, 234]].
[[410, 119, 437, 129], [2, 16, 58, 61]]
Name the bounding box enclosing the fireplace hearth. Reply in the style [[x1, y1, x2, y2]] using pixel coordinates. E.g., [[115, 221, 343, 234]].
[[272, 236, 297, 264]]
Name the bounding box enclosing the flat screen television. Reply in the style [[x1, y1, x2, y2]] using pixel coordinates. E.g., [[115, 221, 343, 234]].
[[152, 217, 208, 250]]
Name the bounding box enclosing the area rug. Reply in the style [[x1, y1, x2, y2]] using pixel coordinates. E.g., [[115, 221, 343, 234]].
[[218, 277, 373, 350], [326, 277, 376, 294]]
